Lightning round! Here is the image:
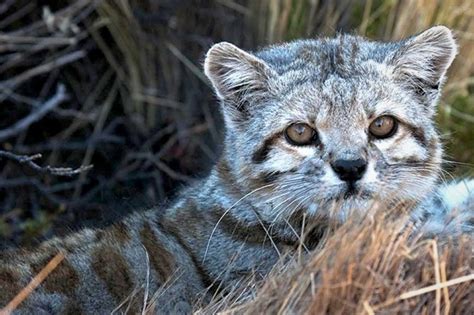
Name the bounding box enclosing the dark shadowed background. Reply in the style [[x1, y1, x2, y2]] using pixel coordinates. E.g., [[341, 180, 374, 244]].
[[1, 0, 473, 246]]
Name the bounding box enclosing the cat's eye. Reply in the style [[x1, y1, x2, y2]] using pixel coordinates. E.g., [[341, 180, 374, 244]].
[[285, 123, 317, 145], [369, 115, 398, 139]]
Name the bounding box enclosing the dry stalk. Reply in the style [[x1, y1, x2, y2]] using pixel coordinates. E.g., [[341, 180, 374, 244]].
[[0, 253, 65, 315]]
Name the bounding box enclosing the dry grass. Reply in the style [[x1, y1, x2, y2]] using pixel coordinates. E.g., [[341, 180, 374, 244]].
[[198, 211, 473, 314]]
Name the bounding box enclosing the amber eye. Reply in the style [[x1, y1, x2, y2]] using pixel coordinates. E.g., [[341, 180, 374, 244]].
[[285, 123, 317, 145], [369, 115, 398, 139]]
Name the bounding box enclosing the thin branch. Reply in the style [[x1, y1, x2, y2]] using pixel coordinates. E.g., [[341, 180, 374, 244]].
[[0, 150, 93, 177], [0, 84, 67, 142], [0, 50, 85, 91]]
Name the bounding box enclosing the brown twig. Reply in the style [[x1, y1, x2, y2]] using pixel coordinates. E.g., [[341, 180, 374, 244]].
[[0, 150, 93, 177]]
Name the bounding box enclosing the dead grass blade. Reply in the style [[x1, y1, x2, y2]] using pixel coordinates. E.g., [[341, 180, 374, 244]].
[[0, 252, 65, 314]]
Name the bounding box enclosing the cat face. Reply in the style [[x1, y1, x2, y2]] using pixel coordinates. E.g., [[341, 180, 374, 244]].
[[205, 26, 457, 222]]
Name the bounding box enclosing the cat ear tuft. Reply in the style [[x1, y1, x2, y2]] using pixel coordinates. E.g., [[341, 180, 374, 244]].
[[389, 26, 458, 92], [204, 42, 276, 105]]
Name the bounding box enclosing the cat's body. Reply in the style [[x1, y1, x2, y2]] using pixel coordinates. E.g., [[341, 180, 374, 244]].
[[1, 26, 473, 314]]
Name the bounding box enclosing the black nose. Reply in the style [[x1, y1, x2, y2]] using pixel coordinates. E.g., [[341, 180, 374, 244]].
[[331, 158, 367, 183]]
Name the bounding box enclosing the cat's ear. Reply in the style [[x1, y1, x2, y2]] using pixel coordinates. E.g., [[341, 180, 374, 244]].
[[204, 42, 277, 118], [388, 26, 457, 94]]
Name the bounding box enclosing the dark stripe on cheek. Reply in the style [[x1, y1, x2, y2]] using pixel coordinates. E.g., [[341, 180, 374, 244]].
[[407, 125, 427, 147], [252, 134, 280, 164], [261, 171, 283, 184], [257, 168, 296, 185]]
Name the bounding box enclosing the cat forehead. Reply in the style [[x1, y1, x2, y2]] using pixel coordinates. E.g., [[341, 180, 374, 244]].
[[254, 34, 394, 75], [254, 36, 400, 110]]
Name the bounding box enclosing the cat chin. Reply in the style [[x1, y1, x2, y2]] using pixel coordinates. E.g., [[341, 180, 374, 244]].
[[303, 189, 379, 222], [326, 184, 376, 203], [288, 183, 411, 223], [309, 180, 415, 222], [302, 198, 375, 224]]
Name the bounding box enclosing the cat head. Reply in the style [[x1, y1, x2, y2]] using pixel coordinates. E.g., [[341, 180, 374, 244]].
[[205, 26, 457, 222]]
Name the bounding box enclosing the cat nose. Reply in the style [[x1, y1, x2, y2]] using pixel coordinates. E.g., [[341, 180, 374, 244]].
[[330, 158, 367, 183]]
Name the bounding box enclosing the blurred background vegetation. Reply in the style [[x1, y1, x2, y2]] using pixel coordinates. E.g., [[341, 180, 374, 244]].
[[0, 0, 473, 246]]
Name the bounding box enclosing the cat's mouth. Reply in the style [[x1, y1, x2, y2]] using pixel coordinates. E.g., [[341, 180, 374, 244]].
[[341, 183, 373, 200], [313, 184, 375, 205]]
